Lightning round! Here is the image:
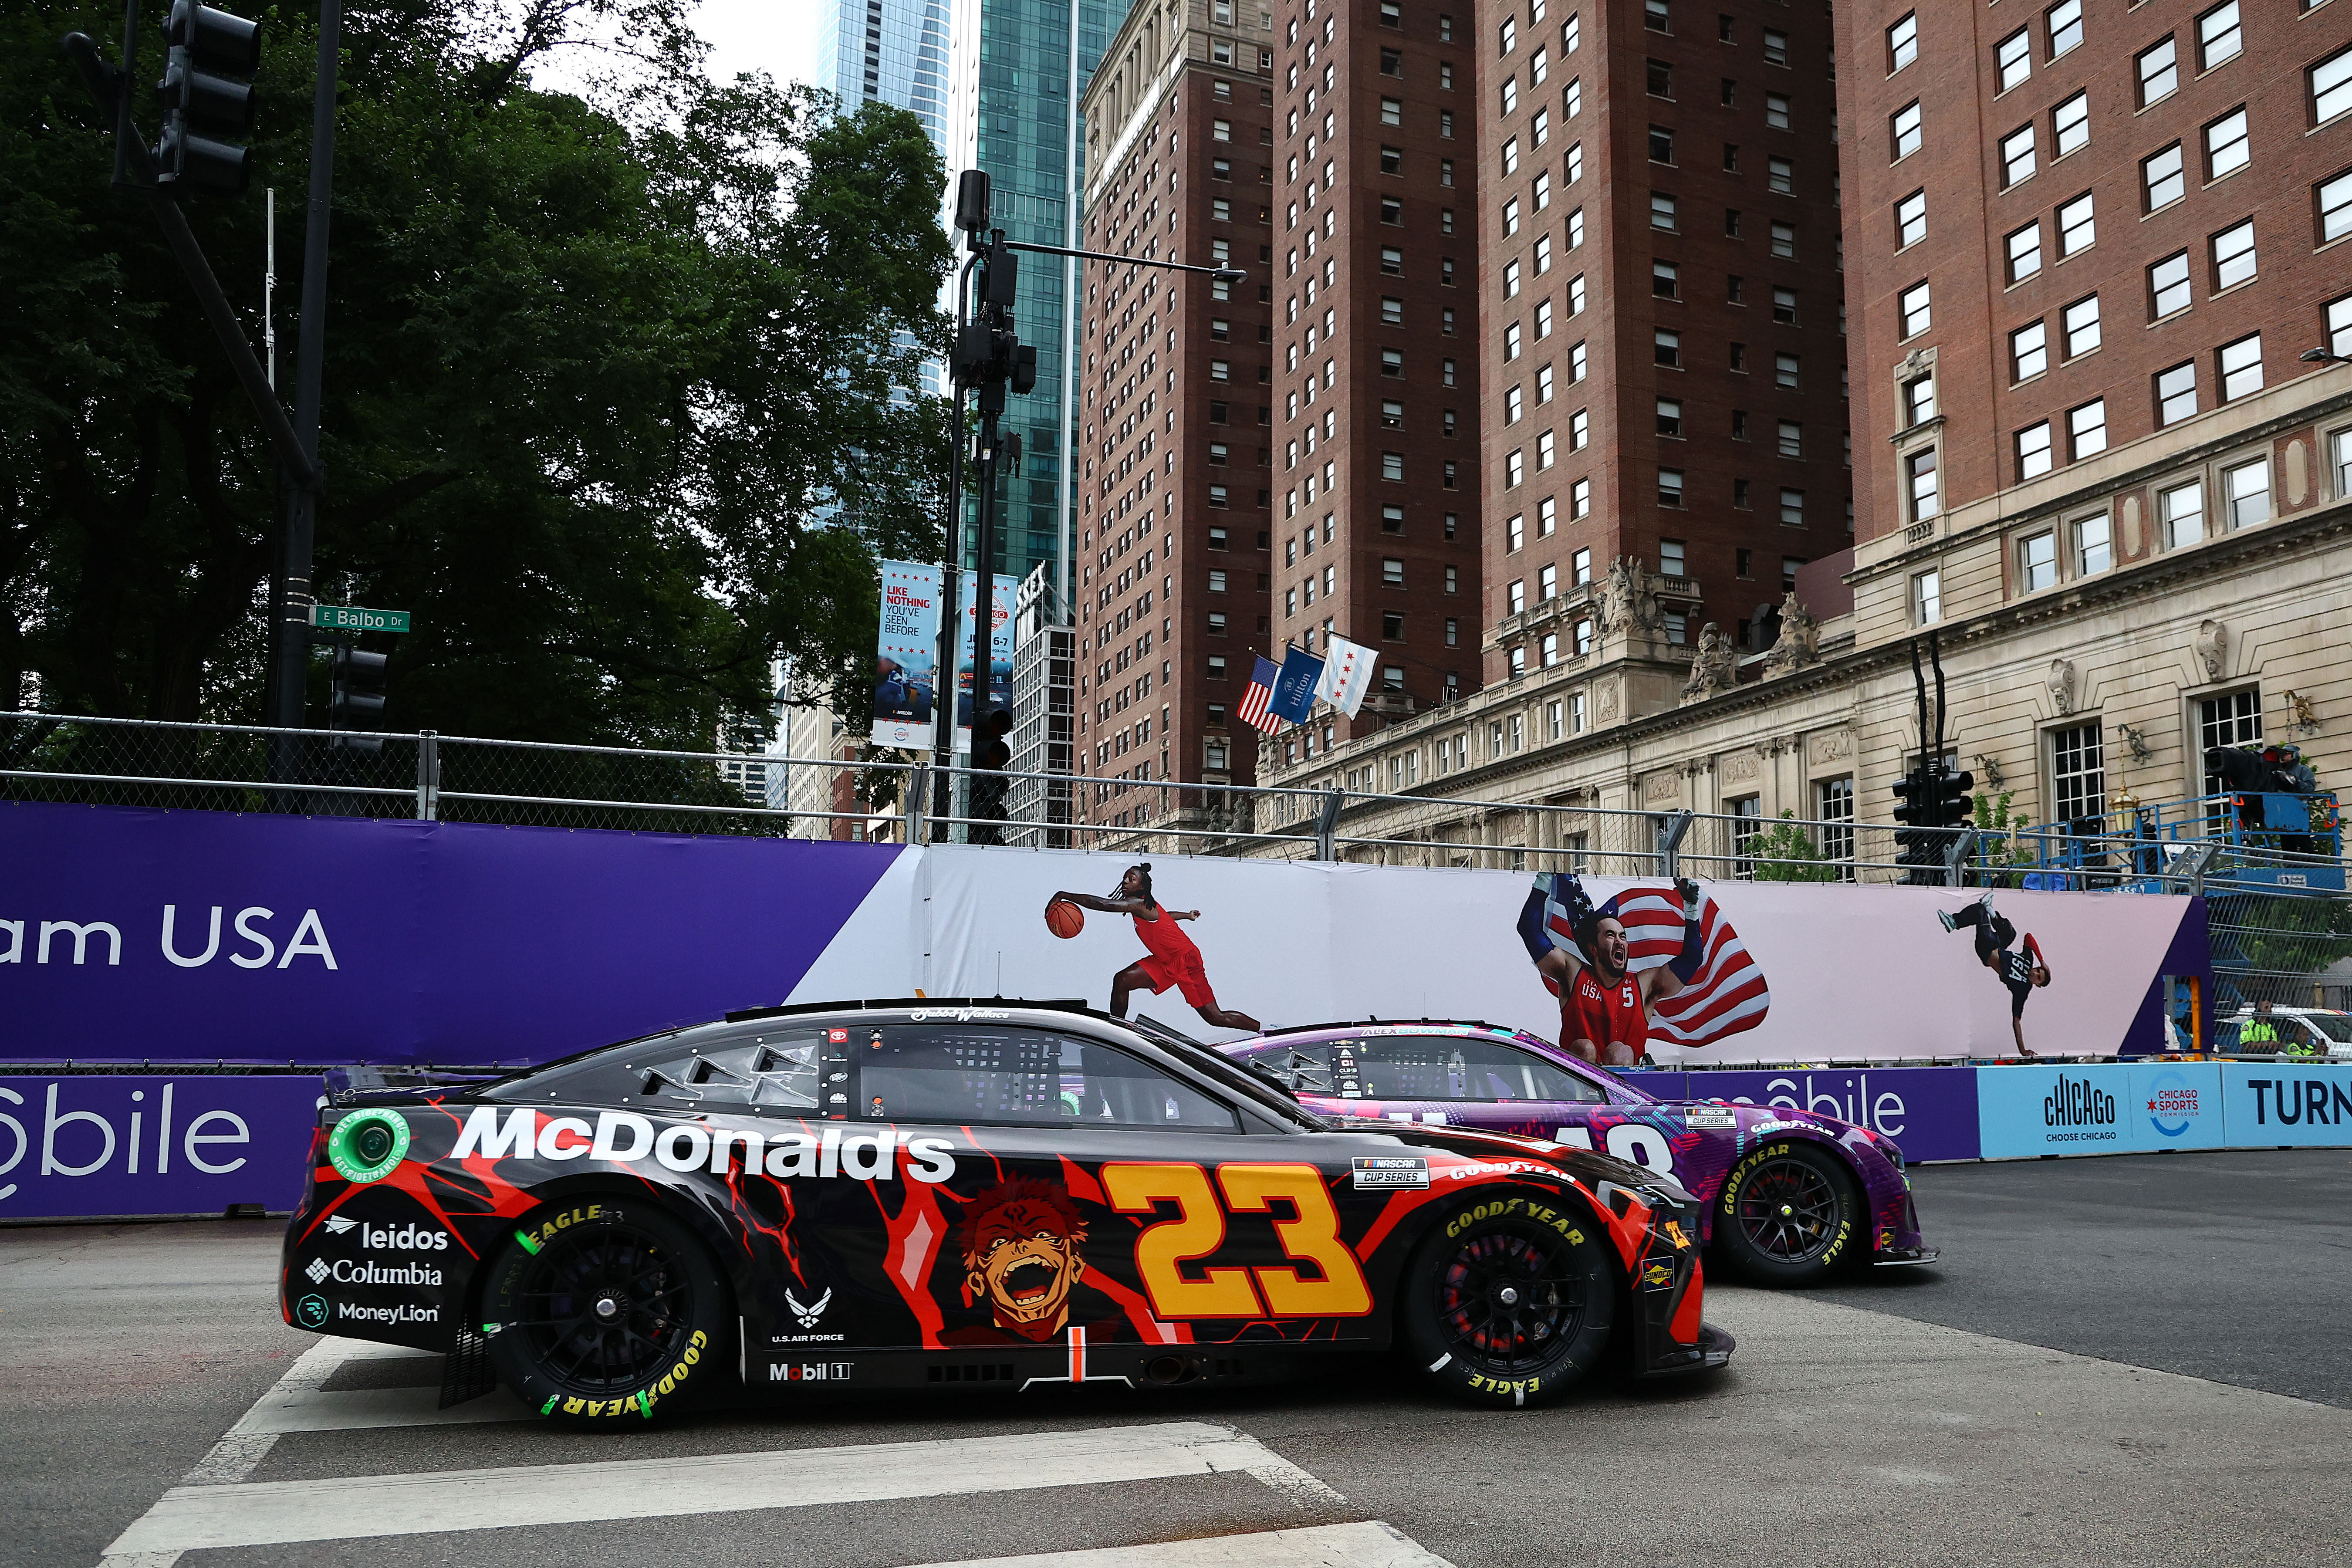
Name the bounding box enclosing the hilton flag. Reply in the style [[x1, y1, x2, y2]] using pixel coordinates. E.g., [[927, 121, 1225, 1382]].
[[1314, 633, 1378, 718], [1268, 645, 1326, 725], [1237, 656, 1285, 733]]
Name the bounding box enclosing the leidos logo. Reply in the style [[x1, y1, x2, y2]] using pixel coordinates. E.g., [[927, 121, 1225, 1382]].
[[453, 1108, 959, 1183]]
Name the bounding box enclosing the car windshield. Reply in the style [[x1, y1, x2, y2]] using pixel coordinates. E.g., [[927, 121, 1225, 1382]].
[[2305, 1014, 2352, 1043], [1125, 1017, 1327, 1130]]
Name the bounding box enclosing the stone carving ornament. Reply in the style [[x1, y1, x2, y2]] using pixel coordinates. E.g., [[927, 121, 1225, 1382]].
[[2194, 620, 2228, 683], [1680, 621, 1739, 703], [2048, 658, 2078, 716], [1761, 591, 1821, 676], [1599, 557, 1658, 634]]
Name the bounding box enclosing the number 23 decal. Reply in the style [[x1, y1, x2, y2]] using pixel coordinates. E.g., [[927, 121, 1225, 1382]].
[[1102, 1162, 1375, 1319]]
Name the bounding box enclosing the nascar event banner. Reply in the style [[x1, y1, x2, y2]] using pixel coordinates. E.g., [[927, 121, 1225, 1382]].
[[869, 561, 1016, 752], [2, 802, 2203, 1070], [914, 847, 2209, 1066]]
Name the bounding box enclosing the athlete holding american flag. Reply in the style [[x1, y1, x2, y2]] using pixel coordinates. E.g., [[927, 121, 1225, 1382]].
[[1515, 873, 1771, 1063]]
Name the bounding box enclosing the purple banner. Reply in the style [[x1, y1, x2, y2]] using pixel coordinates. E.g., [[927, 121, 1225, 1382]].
[[1640, 1066, 1984, 1162], [0, 802, 903, 1066], [0, 1075, 324, 1220]]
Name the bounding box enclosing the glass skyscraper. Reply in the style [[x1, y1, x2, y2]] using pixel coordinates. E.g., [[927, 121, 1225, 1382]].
[[816, 0, 953, 151], [948, 0, 1134, 608]]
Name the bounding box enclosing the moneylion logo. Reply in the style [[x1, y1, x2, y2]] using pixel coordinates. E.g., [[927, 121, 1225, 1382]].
[[295, 1294, 329, 1329], [786, 1287, 832, 1329]]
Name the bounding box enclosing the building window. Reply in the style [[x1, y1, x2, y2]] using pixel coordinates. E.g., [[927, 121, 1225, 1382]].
[[1505, 449, 1524, 487], [1888, 12, 1917, 72], [2149, 251, 2191, 319], [2315, 45, 2352, 127], [1774, 352, 1799, 389], [2223, 456, 2270, 528], [1768, 155, 1794, 194], [1571, 476, 1591, 518], [1906, 447, 1940, 520], [2001, 125, 2037, 188], [1659, 468, 1686, 507], [2057, 193, 2094, 258], [2050, 721, 2105, 829], [1380, 97, 1403, 125], [1896, 189, 1926, 247], [1997, 28, 2032, 94], [1538, 497, 1556, 535], [1658, 397, 1684, 436], [2018, 529, 2058, 591], [2160, 480, 2205, 548], [2017, 421, 2053, 480], [2211, 220, 2257, 291], [2155, 362, 2199, 426], [1656, 330, 1681, 368], [2204, 108, 2249, 181], [2006, 222, 2043, 284], [1891, 101, 1923, 162], [2139, 37, 2178, 107], [2011, 320, 2048, 382], [1766, 91, 1790, 130], [2197, 2, 2241, 71], [2073, 512, 2112, 576], [1779, 487, 1805, 526], [1903, 374, 1936, 427], [2048, 0, 2084, 58], [2200, 690, 2262, 794], [1652, 259, 1679, 298], [2144, 144, 2185, 211], [1777, 419, 1802, 457], [1912, 569, 1941, 625], [2052, 92, 2088, 158], [1899, 281, 1931, 338], [1772, 287, 1798, 324], [1651, 192, 1677, 230], [1382, 611, 1406, 641], [1660, 540, 1686, 578], [1569, 407, 1586, 446], [2218, 332, 2262, 401], [1770, 221, 1795, 257], [2061, 295, 2100, 359]]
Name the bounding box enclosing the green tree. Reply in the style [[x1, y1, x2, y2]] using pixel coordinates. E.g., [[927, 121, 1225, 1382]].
[[1970, 791, 2041, 888], [1, 0, 950, 747], [1748, 810, 1844, 882]]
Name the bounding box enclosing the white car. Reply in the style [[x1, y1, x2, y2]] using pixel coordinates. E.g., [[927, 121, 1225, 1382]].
[[2220, 1007, 2352, 1057]]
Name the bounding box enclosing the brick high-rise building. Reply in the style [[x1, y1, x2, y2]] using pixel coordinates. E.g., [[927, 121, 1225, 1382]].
[[1074, 0, 1279, 832], [1267, 0, 1485, 764], [1476, 0, 1852, 679]]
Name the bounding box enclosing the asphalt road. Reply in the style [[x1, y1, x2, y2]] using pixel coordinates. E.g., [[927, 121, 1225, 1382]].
[[4, 1150, 2349, 1568]]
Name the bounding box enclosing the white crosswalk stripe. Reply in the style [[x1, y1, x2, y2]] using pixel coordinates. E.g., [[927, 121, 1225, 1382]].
[[900, 1522, 1458, 1568], [100, 1339, 1460, 1568], [107, 1421, 1338, 1556]]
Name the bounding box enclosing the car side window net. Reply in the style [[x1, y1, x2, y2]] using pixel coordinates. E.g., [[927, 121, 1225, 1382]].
[[861, 1027, 1239, 1132], [1352, 1035, 1605, 1102]]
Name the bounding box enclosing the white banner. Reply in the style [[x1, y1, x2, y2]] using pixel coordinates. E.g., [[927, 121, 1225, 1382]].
[[874, 848, 2203, 1064]]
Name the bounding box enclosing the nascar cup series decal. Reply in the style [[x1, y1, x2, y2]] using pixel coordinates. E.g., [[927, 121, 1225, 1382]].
[[327, 1108, 411, 1184]]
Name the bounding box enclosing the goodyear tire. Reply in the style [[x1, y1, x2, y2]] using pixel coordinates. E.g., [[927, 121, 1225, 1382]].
[[481, 1200, 729, 1425], [1400, 1190, 1615, 1409], [1714, 1139, 1859, 1287]]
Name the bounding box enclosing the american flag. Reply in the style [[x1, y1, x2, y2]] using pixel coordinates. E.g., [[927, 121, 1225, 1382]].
[[1237, 655, 1285, 733], [1537, 875, 1770, 1048]]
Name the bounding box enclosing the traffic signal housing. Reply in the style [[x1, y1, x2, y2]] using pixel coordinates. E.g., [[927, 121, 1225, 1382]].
[[1892, 760, 1975, 884], [328, 643, 388, 751], [154, 0, 260, 196]]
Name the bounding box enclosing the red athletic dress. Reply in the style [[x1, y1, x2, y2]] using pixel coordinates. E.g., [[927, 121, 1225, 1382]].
[[1565, 969, 1648, 1058], [1132, 907, 1216, 1007]]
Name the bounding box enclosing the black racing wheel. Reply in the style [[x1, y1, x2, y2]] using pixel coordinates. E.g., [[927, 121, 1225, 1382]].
[[1400, 1192, 1615, 1408], [481, 1200, 729, 1425], [1713, 1139, 1859, 1286]]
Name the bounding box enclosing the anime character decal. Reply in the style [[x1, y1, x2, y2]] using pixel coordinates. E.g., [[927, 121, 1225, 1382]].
[[951, 1179, 1091, 1342]]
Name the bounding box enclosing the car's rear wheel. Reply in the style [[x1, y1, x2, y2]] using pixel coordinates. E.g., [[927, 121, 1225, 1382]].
[[1713, 1139, 1859, 1286], [481, 1200, 728, 1425], [1400, 1192, 1615, 1408]]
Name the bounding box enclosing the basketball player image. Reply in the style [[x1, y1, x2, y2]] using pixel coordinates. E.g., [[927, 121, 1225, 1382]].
[[1516, 873, 1734, 1065], [1940, 893, 2051, 1058], [1043, 864, 1263, 1031]]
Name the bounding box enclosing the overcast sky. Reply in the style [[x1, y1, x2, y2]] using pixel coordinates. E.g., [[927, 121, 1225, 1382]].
[[700, 0, 828, 92]]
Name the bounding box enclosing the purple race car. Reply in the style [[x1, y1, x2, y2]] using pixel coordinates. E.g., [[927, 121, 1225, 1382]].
[[1223, 1021, 1935, 1285]]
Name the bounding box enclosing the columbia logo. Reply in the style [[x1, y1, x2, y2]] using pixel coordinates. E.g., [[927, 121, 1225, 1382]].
[[304, 1258, 332, 1284]]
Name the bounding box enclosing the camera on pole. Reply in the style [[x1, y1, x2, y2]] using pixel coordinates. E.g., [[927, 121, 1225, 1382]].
[[154, 0, 261, 196]]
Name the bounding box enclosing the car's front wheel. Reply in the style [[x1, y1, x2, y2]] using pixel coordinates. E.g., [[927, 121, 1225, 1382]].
[[1400, 1192, 1615, 1408], [481, 1200, 728, 1424], [1713, 1139, 1859, 1286]]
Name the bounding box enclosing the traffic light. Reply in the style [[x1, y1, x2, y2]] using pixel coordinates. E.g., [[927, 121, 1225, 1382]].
[[1931, 765, 1975, 828], [154, 0, 260, 196], [329, 642, 388, 751], [1891, 763, 1945, 885]]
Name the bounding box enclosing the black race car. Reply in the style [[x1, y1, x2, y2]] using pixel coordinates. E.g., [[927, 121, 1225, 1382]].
[[283, 1001, 1731, 1419]]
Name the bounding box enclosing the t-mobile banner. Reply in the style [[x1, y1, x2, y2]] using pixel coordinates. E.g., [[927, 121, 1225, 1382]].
[[1670, 1067, 1983, 1162], [0, 1075, 324, 1220], [0, 801, 910, 1066], [916, 848, 2207, 1065], [2219, 1062, 2352, 1148]]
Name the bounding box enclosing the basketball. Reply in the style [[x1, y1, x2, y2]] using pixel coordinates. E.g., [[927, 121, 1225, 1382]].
[[1045, 898, 1085, 939]]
